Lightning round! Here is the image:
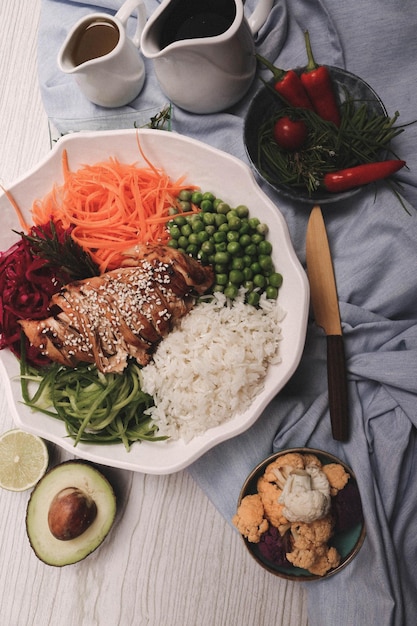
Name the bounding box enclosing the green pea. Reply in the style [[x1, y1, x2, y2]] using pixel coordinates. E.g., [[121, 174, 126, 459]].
[[169, 225, 181, 239], [253, 274, 266, 289], [269, 272, 283, 288], [257, 223, 269, 236], [216, 273, 228, 285], [232, 257, 245, 271], [266, 286, 279, 299], [259, 255, 273, 272], [214, 263, 227, 274], [228, 216, 241, 231], [191, 191, 203, 205], [244, 243, 257, 257], [248, 217, 260, 229], [227, 241, 241, 256], [215, 201, 230, 214], [179, 200, 192, 212], [229, 269, 244, 284], [243, 254, 252, 267], [239, 233, 251, 247], [219, 222, 230, 232], [250, 261, 262, 274], [213, 284, 225, 293], [173, 215, 187, 227], [236, 204, 249, 218], [243, 267, 253, 280], [258, 240, 273, 255], [197, 230, 209, 243], [202, 212, 216, 225], [191, 218, 205, 232], [178, 235, 189, 249], [186, 244, 198, 256], [243, 280, 254, 292], [188, 233, 200, 245], [200, 199, 214, 212], [214, 213, 227, 226], [251, 232, 264, 245], [226, 230, 240, 242], [215, 241, 227, 253], [181, 224, 192, 237], [201, 240, 215, 255], [214, 251, 231, 265], [246, 291, 260, 306], [167, 239, 178, 249], [213, 231, 227, 243], [224, 284, 239, 299], [178, 190, 192, 201], [205, 225, 216, 236], [239, 220, 250, 235]]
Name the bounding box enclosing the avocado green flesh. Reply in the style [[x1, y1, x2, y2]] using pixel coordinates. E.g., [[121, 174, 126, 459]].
[[26, 461, 116, 567]]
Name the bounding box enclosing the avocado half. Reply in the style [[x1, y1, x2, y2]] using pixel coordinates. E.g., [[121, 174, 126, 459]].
[[26, 460, 116, 566]]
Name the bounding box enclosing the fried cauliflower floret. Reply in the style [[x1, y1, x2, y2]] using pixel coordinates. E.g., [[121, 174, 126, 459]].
[[257, 475, 289, 531], [322, 463, 350, 496], [290, 514, 335, 549], [302, 453, 322, 468], [286, 546, 317, 570], [308, 545, 341, 576], [264, 452, 305, 489], [232, 494, 269, 543], [287, 542, 341, 576]]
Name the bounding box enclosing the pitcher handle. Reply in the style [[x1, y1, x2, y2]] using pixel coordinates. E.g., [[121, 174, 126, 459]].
[[247, 0, 274, 35], [115, 0, 147, 48]]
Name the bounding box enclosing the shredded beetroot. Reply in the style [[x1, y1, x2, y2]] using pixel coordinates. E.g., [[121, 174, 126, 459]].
[[0, 231, 66, 366]]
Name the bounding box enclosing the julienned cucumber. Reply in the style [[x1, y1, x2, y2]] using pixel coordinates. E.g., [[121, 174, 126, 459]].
[[20, 354, 165, 450]]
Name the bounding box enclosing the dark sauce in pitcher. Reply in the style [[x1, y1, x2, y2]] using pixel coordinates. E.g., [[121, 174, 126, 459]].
[[159, 0, 236, 47], [71, 19, 120, 66]]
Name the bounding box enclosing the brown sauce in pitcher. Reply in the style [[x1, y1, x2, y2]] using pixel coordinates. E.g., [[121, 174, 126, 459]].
[[159, 0, 236, 48], [71, 19, 120, 66]]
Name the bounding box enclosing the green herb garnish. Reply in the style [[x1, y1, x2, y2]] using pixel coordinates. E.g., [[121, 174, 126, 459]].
[[18, 221, 100, 280], [257, 92, 406, 195]]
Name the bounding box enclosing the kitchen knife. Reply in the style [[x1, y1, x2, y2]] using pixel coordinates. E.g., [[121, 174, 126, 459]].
[[305, 205, 349, 441]]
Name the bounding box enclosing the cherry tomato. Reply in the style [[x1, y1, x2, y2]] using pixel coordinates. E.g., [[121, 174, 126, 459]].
[[273, 116, 308, 151]]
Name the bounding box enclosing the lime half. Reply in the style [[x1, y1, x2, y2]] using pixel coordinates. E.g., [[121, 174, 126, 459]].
[[0, 429, 49, 492]]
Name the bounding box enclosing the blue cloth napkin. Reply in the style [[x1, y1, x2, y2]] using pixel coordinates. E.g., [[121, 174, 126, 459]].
[[38, 1, 417, 624]]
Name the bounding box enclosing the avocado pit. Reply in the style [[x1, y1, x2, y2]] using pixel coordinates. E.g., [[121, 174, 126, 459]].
[[48, 487, 98, 540]]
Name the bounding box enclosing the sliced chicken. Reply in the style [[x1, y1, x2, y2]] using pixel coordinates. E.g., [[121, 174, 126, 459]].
[[19, 246, 213, 373]]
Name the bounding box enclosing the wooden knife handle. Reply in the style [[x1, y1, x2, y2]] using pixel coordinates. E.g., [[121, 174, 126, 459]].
[[327, 335, 349, 441]]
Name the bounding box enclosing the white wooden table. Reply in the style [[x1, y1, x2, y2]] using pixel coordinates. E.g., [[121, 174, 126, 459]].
[[0, 3, 308, 624]]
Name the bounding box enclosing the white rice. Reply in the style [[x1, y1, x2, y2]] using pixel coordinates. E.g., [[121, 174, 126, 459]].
[[140, 291, 285, 442]]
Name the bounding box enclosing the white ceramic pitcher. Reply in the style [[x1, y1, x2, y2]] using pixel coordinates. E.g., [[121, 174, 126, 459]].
[[141, 0, 274, 114], [58, 0, 147, 108]]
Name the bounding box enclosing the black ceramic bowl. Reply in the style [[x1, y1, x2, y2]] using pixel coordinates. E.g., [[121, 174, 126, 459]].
[[244, 66, 387, 204], [235, 447, 366, 581]]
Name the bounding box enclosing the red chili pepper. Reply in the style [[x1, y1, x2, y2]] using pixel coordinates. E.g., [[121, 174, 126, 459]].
[[256, 54, 314, 110], [300, 31, 341, 127], [323, 160, 406, 192]]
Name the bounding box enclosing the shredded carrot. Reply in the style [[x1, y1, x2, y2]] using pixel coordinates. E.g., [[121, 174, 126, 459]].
[[30, 147, 200, 273], [0, 185, 31, 232]]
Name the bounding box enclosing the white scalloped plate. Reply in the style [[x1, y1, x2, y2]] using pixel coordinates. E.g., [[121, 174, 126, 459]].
[[0, 129, 309, 474]]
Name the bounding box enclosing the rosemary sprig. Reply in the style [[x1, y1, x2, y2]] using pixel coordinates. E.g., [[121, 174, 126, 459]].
[[257, 92, 406, 195], [18, 221, 100, 281]]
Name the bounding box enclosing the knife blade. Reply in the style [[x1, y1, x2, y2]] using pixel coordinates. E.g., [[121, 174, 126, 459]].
[[306, 205, 349, 441]]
